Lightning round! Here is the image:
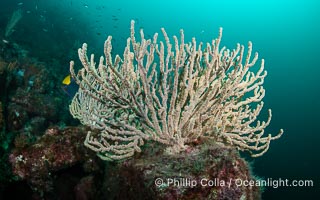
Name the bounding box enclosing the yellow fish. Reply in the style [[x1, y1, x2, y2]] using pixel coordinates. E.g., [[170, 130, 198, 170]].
[[62, 75, 71, 85], [62, 75, 78, 97]]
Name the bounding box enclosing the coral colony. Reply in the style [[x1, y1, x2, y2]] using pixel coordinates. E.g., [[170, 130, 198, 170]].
[[69, 20, 283, 161]]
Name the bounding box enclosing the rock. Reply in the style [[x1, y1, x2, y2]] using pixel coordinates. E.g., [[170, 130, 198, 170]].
[[100, 142, 261, 200]]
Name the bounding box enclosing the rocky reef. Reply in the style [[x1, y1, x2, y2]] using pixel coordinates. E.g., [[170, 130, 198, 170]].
[[0, 28, 261, 200]]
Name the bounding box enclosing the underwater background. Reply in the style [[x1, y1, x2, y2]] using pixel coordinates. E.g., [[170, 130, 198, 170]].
[[0, 0, 319, 199]]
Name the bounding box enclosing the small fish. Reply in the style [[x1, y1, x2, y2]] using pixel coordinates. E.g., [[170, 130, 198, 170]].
[[84, 4, 88, 8], [62, 75, 78, 97], [2, 39, 9, 44], [17, 2, 23, 6], [42, 28, 48, 32]]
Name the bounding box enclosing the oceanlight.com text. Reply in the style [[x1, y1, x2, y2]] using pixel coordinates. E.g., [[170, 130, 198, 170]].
[[154, 177, 314, 189]]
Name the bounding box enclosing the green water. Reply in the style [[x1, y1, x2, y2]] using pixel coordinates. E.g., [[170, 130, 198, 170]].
[[1, 0, 319, 199]]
